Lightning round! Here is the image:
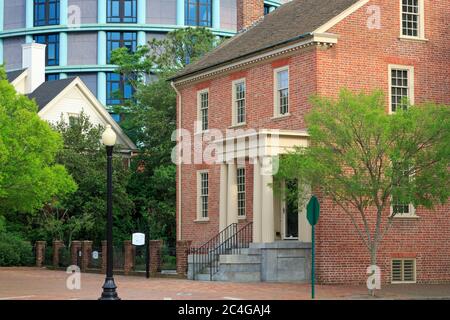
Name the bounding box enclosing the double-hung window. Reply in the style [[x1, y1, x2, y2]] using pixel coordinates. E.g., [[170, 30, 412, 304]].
[[185, 0, 212, 27], [389, 65, 414, 113], [237, 167, 246, 218], [198, 171, 209, 219], [107, 0, 137, 23], [198, 89, 209, 132], [391, 163, 416, 217], [106, 32, 137, 63], [34, 0, 60, 26], [233, 79, 246, 125], [106, 72, 134, 106], [401, 0, 425, 39], [34, 34, 59, 66], [274, 67, 289, 116]]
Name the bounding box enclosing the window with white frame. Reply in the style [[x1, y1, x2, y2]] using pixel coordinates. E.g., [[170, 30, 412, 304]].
[[237, 167, 246, 217], [391, 163, 416, 217], [233, 80, 246, 125], [274, 67, 289, 116], [401, 0, 424, 38], [198, 90, 209, 131], [389, 66, 414, 113], [198, 171, 209, 219]]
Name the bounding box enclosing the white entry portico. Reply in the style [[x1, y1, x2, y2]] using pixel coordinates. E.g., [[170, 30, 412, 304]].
[[215, 129, 312, 244]]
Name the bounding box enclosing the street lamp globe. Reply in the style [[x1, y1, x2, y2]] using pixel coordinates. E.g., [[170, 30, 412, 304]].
[[102, 125, 117, 146]]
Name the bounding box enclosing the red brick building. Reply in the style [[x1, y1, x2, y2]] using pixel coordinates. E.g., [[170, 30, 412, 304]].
[[171, 0, 450, 284]]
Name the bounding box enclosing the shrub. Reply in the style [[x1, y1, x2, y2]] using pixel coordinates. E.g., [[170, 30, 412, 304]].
[[0, 232, 34, 266]]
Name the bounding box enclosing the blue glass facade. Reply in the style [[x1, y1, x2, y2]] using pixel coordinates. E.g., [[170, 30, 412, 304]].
[[0, 0, 283, 113], [34, 0, 60, 26], [34, 33, 59, 66]]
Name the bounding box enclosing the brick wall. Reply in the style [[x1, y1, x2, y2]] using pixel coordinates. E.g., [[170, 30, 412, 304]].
[[176, 0, 450, 283], [314, 0, 450, 284], [237, 0, 264, 31]]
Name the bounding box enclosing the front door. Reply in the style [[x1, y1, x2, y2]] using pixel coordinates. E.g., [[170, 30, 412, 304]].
[[282, 179, 299, 239]]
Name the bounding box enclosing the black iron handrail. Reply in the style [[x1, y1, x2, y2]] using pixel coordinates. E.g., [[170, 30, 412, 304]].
[[189, 222, 253, 280]]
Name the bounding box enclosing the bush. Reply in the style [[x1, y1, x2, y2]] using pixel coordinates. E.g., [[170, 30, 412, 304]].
[[0, 232, 34, 266]]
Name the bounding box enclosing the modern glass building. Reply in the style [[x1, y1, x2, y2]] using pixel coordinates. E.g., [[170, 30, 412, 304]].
[[0, 0, 283, 119]]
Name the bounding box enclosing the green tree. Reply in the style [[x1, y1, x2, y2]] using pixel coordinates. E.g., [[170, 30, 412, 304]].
[[0, 67, 76, 214], [276, 90, 450, 287], [110, 27, 220, 243], [45, 112, 135, 244]]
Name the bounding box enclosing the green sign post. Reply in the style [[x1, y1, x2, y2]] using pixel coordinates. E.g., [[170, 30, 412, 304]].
[[306, 195, 320, 300]]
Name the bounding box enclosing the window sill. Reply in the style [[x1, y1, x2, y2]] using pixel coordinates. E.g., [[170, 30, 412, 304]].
[[237, 216, 247, 220], [390, 214, 420, 220], [194, 218, 210, 223], [229, 122, 247, 129], [398, 36, 429, 43], [271, 113, 291, 121]]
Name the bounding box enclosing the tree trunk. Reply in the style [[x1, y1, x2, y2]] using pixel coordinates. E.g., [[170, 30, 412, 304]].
[[369, 245, 378, 297]]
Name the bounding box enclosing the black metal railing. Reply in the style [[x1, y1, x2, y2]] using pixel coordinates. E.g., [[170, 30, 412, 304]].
[[189, 222, 253, 280]]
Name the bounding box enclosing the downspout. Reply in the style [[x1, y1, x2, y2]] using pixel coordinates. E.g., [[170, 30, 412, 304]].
[[171, 81, 182, 241]]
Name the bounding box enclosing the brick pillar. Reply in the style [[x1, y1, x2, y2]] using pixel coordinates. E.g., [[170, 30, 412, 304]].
[[71, 241, 82, 266], [101, 240, 107, 274], [149, 240, 163, 275], [237, 0, 264, 31], [35, 241, 46, 267], [81, 241, 92, 272], [176, 240, 192, 276], [124, 240, 133, 275], [52, 240, 64, 267]]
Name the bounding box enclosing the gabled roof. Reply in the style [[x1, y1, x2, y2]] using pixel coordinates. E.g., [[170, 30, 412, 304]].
[[6, 69, 27, 83], [27, 77, 77, 111], [171, 0, 362, 81]]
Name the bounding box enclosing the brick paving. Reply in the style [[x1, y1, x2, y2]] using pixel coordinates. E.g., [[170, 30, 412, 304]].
[[0, 268, 449, 300]]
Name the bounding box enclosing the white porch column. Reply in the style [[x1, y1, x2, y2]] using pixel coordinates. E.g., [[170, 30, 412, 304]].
[[261, 159, 275, 243], [298, 184, 312, 242], [219, 164, 228, 231], [227, 162, 238, 225], [252, 158, 262, 242]]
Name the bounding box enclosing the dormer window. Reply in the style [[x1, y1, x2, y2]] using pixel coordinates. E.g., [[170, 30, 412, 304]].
[[400, 0, 425, 39]]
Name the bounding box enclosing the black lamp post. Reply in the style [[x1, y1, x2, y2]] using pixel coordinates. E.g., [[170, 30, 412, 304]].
[[99, 125, 120, 300]]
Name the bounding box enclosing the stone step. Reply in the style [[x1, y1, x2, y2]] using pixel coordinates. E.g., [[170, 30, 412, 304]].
[[213, 271, 261, 282], [195, 273, 212, 281], [219, 254, 261, 264]]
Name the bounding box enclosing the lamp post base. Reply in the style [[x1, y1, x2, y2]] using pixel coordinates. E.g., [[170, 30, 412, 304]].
[[99, 277, 120, 300]]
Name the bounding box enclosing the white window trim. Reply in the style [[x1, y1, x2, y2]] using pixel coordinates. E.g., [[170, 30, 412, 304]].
[[399, 0, 427, 41], [197, 88, 209, 134], [391, 258, 417, 284], [388, 64, 415, 115], [236, 165, 246, 219], [273, 66, 290, 118], [231, 78, 246, 127], [196, 170, 210, 222], [390, 202, 418, 219]]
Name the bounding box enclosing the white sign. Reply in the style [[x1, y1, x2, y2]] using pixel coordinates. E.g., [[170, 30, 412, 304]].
[[132, 233, 145, 246], [92, 251, 99, 259]]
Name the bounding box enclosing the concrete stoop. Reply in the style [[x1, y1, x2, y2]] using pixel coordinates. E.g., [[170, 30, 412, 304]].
[[188, 241, 312, 282]]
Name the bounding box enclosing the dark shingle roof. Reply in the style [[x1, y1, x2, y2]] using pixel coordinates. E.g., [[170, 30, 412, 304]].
[[27, 77, 77, 111], [6, 68, 27, 82], [171, 0, 360, 81]]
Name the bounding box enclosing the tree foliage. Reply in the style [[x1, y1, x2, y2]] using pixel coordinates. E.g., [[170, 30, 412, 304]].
[[276, 89, 450, 268], [0, 67, 76, 214], [110, 27, 220, 243], [47, 113, 135, 244]]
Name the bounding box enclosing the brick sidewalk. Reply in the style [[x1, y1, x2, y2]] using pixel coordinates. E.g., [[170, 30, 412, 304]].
[[0, 268, 448, 300]]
